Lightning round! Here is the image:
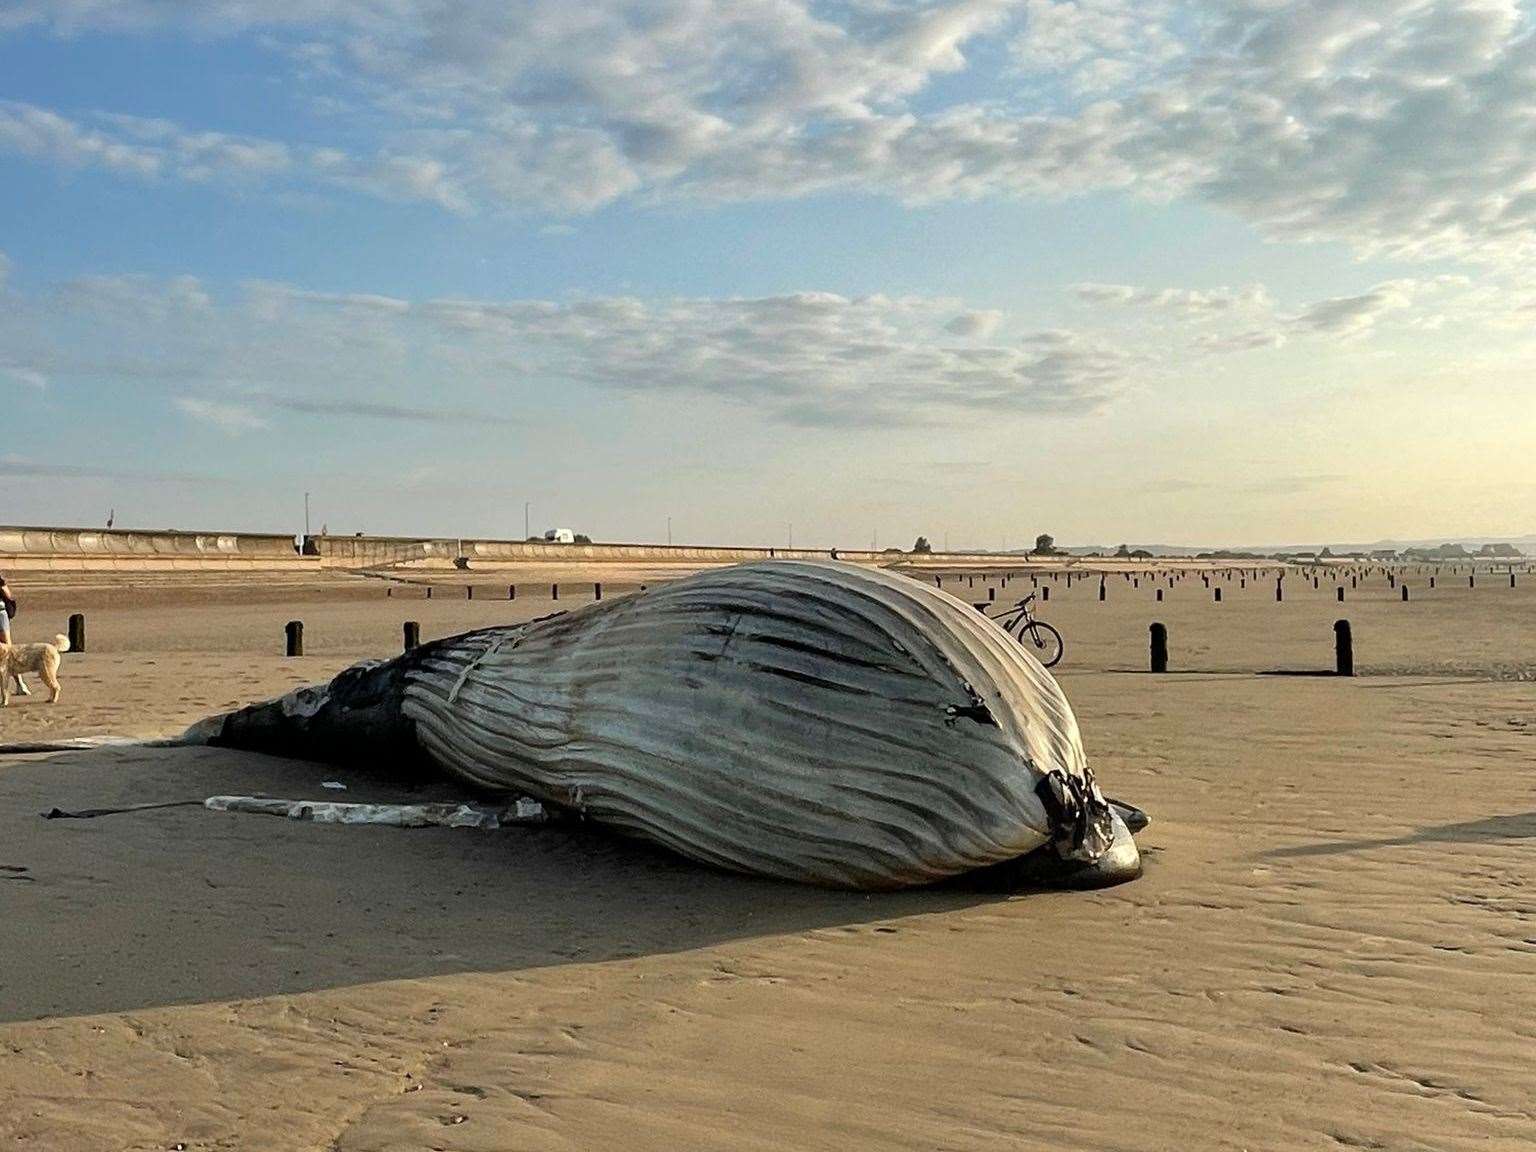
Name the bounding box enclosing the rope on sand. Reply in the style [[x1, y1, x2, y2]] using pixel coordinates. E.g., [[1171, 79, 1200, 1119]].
[[0, 736, 185, 755]]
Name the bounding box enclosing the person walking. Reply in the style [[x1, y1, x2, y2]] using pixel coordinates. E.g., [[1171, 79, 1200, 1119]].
[[0, 576, 31, 696]]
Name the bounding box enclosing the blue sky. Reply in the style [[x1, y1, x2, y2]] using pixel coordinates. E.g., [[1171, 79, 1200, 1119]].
[[2, 1, 1534, 547]]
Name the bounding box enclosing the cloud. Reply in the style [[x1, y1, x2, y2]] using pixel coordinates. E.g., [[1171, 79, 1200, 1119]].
[[8, 1, 1536, 261], [175, 397, 269, 433], [1195, 329, 1286, 354], [0, 99, 161, 177], [264, 395, 518, 425], [1013, 0, 1184, 93], [945, 309, 1004, 337], [6, 270, 1132, 428], [1289, 282, 1419, 338], [0, 100, 468, 209], [1076, 276, 1465, 347], [2, 366, 49, 388], [0, 455, 224, 484], [1073, 282, 1272, 318]]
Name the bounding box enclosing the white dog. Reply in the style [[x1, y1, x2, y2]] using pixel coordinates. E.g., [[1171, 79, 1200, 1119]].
[[0, 634, 70, 705]]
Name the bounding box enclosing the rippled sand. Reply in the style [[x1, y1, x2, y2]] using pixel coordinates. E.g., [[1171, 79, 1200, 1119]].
[[2, 566, 1532, 1150]]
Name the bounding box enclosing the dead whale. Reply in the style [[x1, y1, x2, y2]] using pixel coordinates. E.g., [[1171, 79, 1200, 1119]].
[[185, 561, 1144, 890]]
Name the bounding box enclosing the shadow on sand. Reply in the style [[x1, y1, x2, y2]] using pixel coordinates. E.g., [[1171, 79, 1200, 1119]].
[[1, 743, 1030, 1024], [1264, 811, 1536, 859]]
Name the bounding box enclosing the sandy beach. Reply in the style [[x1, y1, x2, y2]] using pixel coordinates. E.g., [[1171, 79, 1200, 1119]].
[[2, 564, 1533, 1150]]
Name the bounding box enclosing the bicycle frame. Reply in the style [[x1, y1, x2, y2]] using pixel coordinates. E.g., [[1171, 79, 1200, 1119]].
[[984, 594, 1038, 638]]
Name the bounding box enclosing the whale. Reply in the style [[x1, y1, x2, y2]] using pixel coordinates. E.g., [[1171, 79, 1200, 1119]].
[[185, 561, 1145, 890]]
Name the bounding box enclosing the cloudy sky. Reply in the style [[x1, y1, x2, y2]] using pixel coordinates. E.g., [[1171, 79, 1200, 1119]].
[[2, 1, 1534, 547]]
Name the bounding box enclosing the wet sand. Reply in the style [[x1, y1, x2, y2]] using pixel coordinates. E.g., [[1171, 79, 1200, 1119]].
[[2, 565, 1533, 1150]]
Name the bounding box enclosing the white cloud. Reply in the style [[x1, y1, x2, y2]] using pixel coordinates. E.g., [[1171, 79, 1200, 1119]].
[[1014, 0, 1183, 93], [0, 99, 161, 177], [0, 99, 467, 208], [1073, 282, 1272, 318], [5, 270, 1130, 428], [3, 366, 48, 388], [8, 1, 1536, 261], [174, 397, 269, 433], [1074, 276, 1476, 346], [1196, 329, 1286, 354]]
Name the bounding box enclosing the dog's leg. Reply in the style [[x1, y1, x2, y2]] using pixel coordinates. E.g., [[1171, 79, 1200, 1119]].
[[42, 659, 60, 704]]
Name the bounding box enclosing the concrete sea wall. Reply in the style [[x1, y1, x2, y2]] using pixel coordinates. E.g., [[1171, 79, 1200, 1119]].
[[0, 526, 313, 572]]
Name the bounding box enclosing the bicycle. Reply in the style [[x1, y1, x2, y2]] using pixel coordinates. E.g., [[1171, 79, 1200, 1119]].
[[978, 592, 1064, 668]]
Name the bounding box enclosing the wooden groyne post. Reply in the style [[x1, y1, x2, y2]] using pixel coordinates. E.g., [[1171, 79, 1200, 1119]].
[[1334, 620, 1353, 677]]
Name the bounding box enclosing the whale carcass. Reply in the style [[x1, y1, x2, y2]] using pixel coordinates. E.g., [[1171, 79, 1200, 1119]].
[[187, 561, 1143, 889]]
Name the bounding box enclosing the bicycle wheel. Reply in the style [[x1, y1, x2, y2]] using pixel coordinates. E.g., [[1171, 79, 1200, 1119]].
[[1014, 620, 1064, 668]]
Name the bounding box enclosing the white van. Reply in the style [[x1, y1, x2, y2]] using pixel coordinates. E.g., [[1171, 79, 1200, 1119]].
[[544, 528, 576, 544]]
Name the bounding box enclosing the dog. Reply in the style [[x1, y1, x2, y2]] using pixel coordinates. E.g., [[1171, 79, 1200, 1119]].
[[0, 633, 70, 705]]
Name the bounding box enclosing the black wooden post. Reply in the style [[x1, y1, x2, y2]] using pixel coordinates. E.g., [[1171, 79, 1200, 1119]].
[[1337, 586, 1344, 602], [1150, 623, 1168, 673], [1098, 577, 1106, 602], [285, 620, 303, 657], [67, 613, 86, 653], [1402, 585, 1409, 601], [1042, 586, 1049, 602], [1276, 578, 1284, 602], [552, 583, 560, 601], [1470, 574, 1476, 588], [509, 584, 516, 600], [467, 585, 473, 600], [426, 586, 432, 600], [1334, 620, 1354, 676], [1156, 588, 1164, 602], [988, 586, 996, 602], [595, 582, 603, 601], [403, 621, 420, 651], [1214, 586, 1222, 602]]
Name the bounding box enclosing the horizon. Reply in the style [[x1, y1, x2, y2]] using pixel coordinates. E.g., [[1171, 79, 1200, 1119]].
[[1, 515, 1531, 558], [5, 2, 1536, 545]]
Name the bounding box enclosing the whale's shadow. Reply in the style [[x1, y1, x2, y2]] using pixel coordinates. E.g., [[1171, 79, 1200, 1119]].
[[0, 743, 1029, 1023]]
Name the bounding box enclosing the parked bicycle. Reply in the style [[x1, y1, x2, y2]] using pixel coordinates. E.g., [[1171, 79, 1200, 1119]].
[[980, 592, 1064, 668]]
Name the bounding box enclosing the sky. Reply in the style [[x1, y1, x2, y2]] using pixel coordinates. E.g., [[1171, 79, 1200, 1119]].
[[2, 0, 1535, 549]]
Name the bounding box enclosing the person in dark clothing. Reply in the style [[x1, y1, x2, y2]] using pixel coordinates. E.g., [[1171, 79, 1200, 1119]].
[[0, 576, 31, 695]]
